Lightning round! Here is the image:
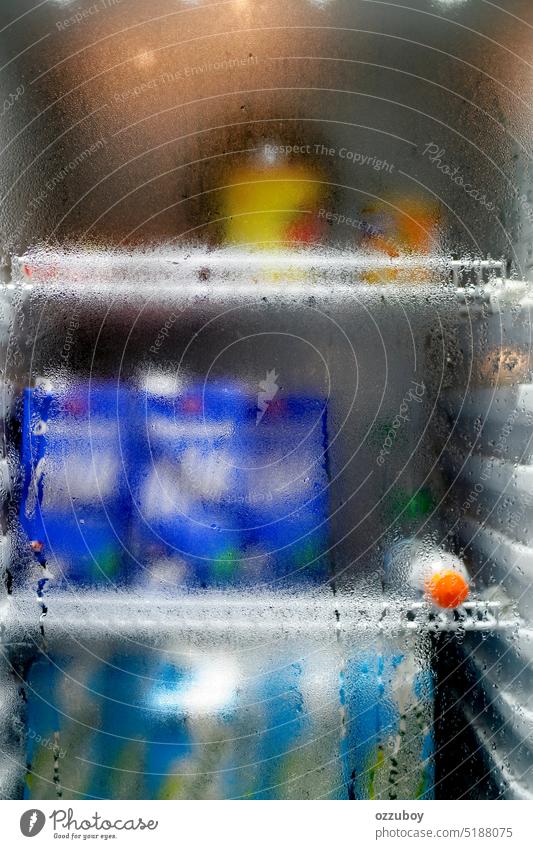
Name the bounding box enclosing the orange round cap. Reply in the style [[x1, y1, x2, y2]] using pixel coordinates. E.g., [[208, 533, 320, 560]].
[[425, 569, 469, 609]]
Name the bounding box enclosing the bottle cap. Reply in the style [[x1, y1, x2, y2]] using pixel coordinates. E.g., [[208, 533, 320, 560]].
[[424, 569, 469, 609]]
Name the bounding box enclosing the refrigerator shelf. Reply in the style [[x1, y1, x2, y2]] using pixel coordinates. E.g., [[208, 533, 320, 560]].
[[0, 592, 519, 650]]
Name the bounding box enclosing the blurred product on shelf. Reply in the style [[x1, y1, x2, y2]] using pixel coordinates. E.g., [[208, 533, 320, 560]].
[[19, 380, 131, 586], [222, 145, 326, 250], [19, 375, 331, 589], [24, 642, 433, 800], [340, 639, 435, 800], [384, 537, 470, 609], [359, 197, 441, 283], [129, 375, 250, 588], [238, 392, 331, 586]]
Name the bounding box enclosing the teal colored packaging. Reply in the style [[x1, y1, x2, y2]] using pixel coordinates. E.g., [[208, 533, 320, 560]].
[[340, 644, 434, 800]]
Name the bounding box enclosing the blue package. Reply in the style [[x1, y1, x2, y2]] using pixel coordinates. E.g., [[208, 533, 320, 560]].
[[19, 381, 132, 586], [340, 649, 434, 800], [128, 377, 254, 587], [239, 394, 331, 584]]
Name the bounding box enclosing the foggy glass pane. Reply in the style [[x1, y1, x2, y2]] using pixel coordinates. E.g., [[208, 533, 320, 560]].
[[0, 0, 531, 803]]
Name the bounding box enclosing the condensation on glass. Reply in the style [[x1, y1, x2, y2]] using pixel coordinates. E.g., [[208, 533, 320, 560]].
[[0, 0, 531, 801]]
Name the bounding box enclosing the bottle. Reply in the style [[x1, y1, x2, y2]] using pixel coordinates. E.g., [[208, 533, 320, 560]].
[[384, 537, 470, 609]]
